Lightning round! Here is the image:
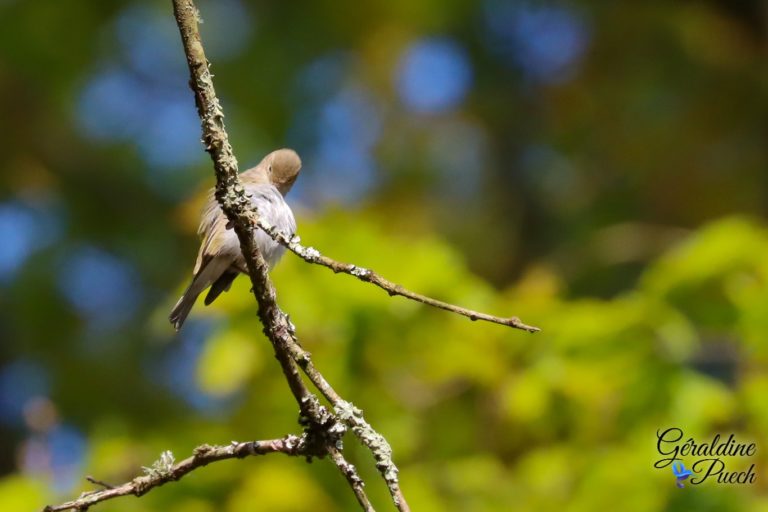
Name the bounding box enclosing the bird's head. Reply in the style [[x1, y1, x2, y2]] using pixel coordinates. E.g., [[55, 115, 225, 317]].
[[264, 148, 301, 195]]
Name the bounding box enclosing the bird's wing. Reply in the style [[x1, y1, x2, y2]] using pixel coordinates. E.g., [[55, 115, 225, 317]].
[[197, 189, 219, 238], [194, 191, 228, 275], [193, 166, 268, 275]]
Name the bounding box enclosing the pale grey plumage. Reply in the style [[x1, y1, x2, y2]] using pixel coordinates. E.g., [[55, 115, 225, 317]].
[[214, 184, 296, 271]]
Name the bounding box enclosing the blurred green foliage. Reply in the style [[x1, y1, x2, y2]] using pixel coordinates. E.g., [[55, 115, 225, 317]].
[[7, 214, 768, 510], [1, 0, 767, 510]]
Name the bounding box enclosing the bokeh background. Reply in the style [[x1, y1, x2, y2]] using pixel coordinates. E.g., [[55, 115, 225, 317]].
[[1, 0, 767, 510]]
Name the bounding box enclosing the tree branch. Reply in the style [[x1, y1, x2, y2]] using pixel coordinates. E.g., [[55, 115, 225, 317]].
[[44, 437, 304, 512], [47, 0, 532, 508], [253, 215, 540, 333], [171, 0, 318, 425], [171, 1, 401, 510]]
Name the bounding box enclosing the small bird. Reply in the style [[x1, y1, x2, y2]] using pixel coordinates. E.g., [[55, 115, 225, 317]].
[[170, 148, 301, 331]]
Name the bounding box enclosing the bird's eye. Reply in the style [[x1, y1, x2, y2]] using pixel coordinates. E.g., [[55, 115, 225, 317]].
[[268, 165, 273, 173]]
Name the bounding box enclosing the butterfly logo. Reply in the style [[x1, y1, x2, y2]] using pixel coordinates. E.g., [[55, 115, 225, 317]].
[[672, 461, 693, 488]]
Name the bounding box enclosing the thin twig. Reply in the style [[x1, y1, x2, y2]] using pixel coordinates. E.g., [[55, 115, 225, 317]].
[[327, 446, 375, 512], [252, 215, 540, 333], [44, 437, 304, 512], [85, 476, 114, 489]]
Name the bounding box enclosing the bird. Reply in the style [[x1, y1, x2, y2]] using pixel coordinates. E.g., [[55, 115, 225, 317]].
[[170, 148, 301, 331]]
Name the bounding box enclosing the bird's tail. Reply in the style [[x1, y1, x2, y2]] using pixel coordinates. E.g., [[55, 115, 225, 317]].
[[169, 288, 198, 332], [169, 257, 230, 331]]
